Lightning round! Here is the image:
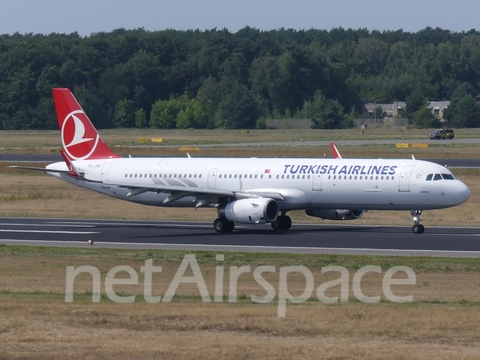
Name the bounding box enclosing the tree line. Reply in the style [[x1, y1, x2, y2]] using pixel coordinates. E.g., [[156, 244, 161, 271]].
[[0, 26, 480, 130]]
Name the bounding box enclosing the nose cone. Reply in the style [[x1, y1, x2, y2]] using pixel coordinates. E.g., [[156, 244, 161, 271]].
[[452, 181, 470, 205]]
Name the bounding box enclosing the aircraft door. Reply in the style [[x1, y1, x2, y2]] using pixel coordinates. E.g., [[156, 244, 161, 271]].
[[312, 174, 322, 191], [208, 168, 218, 189], [101, 162, 113, 182], [398, 165, 413, 192]]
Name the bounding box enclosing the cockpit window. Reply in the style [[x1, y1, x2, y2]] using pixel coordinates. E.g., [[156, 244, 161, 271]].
[[433, 174, 442, 181], [426, 174, 433, 181], [442, 173, 455, 180]]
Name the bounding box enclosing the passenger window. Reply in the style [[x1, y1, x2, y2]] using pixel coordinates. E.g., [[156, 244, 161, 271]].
[[433, 174, 442, 181], [125, 174, 127, 178], [426, 174, 433, 181]]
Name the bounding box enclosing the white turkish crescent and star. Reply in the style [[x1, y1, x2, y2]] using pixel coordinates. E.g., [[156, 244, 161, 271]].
[[65, 114, 93, 148]]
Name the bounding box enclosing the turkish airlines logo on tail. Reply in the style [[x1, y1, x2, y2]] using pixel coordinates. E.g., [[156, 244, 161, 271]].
[[61, 110, 99, 160]]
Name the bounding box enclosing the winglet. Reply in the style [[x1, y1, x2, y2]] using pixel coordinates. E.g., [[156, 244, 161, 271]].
[[59, 149, 80, 177], [330, 142, 343, 159]]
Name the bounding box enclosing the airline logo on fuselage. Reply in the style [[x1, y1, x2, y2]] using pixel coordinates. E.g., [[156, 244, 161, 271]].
[[283, 164, 398, 175], [61, 110, 99, 160]]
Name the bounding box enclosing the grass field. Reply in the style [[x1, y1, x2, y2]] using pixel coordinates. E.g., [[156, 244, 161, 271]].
[[1, 246, 480, 359]]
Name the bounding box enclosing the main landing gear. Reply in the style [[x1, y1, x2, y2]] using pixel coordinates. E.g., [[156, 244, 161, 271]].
[[410, 210, 425, 234], [271, 213, 292, 231], [213, 213, 293, 233], [213, 218, 235, 233]]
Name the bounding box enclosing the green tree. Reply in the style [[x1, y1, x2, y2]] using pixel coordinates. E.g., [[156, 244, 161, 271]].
[[150, 98, 180, 129], [413, 104, 440, 128], [451, 95, 480, 127], [135, 108, 147, 128], [114, 99, 136, 127], [215, 80, 259, 129], [443, 82, 478, 125], [308, 91, 345, 129]]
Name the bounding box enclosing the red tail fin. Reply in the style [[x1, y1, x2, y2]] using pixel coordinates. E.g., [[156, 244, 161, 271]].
[[52, 88, 120, 160], [329, 142, 342, 159]]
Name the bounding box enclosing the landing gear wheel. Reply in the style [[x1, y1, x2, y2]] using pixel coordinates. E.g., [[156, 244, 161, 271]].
[[412, 224, 425, 234], [410, 210, 425, 234], [271, 215, 292, 231], [282, 215, 292, 230], [271, 217, 283, 231], [213, 218, 235, 233]]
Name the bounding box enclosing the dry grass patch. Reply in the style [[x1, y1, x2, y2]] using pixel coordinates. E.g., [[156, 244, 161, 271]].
[[2, 301, 480, 360], [1, 247, 480, 359]]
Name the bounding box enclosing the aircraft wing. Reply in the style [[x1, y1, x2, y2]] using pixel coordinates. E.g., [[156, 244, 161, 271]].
[[8, 165, 72, 174], [115, 184, 285, 207]]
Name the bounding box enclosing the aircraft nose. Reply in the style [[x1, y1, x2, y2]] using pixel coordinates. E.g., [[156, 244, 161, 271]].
[[453, 181, 470, 205]]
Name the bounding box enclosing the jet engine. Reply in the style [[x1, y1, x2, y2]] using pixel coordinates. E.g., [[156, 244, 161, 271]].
[[305, 209, 365, 220], [218, 198, 278, 224]]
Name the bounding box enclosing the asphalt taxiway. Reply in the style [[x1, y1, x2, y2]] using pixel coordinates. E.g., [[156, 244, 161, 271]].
[[1, 217, 480, 257]]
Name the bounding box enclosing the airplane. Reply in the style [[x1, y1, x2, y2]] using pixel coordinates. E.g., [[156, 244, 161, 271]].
[[11, 88, 470, 234]]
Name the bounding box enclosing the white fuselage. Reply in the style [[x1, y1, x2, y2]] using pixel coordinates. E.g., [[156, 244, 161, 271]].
[[46, 157, 470, 212]]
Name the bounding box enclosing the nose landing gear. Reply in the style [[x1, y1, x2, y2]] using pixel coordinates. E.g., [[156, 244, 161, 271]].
[[410, 210, 425, 234]]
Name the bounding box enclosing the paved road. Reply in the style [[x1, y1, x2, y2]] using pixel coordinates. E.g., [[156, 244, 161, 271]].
[[1, 217, 480, 257]]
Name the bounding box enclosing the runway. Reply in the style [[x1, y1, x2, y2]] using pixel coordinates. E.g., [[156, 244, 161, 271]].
[[1, 217, 480, 257]]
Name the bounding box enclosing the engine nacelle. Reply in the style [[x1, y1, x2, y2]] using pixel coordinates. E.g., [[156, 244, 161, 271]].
[[218, 198, 279, 224], [305, 209, 365, 221]]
